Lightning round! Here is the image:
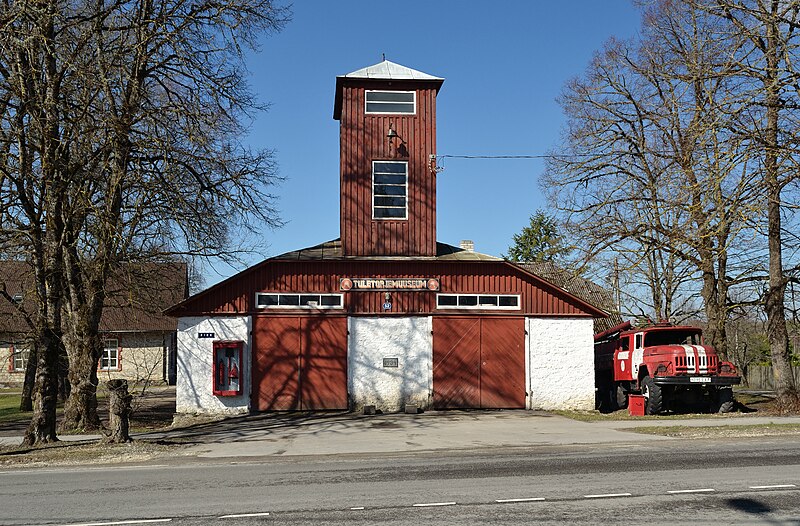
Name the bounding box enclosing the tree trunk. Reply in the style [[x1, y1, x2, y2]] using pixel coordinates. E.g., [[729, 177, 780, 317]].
[[23, 0, 67, 447], [22, 331, 60, 446], [61, 337, 103, 432], [104, 379, 132, 444], [20, 344, 37, 411], [763, 5, 800, 413]]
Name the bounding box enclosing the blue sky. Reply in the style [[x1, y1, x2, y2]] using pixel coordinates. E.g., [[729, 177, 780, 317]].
[[205, 1, 642, 285]]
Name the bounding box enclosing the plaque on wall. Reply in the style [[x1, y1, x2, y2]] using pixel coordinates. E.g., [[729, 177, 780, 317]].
[[340, 278, 439, 291]]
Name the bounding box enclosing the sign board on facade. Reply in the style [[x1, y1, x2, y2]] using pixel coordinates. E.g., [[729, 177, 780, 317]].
[[198, 332, 215, 339], [340, 278, 440, 291], [383, 357, 399, 368]]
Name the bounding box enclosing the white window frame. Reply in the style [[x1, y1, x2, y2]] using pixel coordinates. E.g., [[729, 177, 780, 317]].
[[100, 339, 119, 371], [12, 346, 29, 372], [372, 160, 408, 220], [365, 90, 416, 115], [255, 293, 344, 310], [436, 294, 521, 311]]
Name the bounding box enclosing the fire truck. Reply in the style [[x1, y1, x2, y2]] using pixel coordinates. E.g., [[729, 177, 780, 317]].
[[594, 321, 741, 414]]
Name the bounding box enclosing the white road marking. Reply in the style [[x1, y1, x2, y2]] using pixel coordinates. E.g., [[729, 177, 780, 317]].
[[750, 484, 797, 490], [584, 493, 632, 499], [668, 488, 715, 494], [495, 497, 546, 503], [350, 507, 365, 510], [218, 512, 270, 519], [412, 502, 457, 507], [58, 520, 172, 526]]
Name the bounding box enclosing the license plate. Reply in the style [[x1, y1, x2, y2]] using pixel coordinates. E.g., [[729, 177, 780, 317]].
[[690, 377, 711, 383]]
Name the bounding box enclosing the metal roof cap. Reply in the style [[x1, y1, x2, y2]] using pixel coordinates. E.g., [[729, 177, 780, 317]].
[[338, 60, 443, 81]]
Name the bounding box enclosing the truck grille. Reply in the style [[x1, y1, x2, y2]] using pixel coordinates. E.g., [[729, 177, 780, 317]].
[[675, 353, 716, 373]]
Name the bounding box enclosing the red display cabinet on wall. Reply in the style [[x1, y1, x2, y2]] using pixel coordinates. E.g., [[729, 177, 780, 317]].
[[213, 340, 243, 396]]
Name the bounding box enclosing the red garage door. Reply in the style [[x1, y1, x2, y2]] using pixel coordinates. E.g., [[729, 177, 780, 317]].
[[252, 316, 347, 411], [433, 317, 525, 409]]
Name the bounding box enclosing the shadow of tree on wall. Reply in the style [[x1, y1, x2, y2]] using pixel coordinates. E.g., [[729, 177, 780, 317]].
[[252, 315, 348, 411], [177, 321, 247, 412], [433, 317, 526, 410], [250, 313, 528, 415], [346, 317, 433, 412]]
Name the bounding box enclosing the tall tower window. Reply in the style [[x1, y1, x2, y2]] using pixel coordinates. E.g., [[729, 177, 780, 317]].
[[365, 91, 416, 114], [373, 161, 408, 219]]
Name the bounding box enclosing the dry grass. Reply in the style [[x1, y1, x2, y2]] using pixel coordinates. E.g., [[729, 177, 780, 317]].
[[555, 390, 785, 422], [630, 423, 800, 438], [0, 439, 185, 468]]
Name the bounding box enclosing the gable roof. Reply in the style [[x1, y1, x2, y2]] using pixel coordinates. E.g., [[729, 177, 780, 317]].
[[274, 238, 501, 262], [0, 261, 188, 336]]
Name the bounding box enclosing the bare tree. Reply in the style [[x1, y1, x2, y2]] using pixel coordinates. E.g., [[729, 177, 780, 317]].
[[0, 0, 80, 445], [0, 0, 289, 443], [543, 0, 758, 359], [60, 0, 289, 432], [694, 0, 800, 411]]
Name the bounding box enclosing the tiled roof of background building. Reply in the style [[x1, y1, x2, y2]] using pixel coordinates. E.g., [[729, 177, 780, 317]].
[[0, 261, 188, 336]]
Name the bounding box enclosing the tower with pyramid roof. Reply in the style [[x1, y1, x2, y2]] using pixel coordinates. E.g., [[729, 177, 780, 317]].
[[333, 60, 444, 257]]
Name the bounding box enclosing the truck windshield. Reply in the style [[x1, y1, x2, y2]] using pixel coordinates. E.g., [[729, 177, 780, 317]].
[[644, 330, 702, 347]]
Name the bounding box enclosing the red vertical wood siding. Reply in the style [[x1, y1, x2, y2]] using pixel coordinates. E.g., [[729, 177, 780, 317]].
[[432, 317, 481, 408], [252, 315, 347, 411], [252, 316, 301, 411], [432, 317, 526, 409], [174, 261, 599, 318], [479, 318, 526, 408], [339, 82, 437, 257], [299, 317, 348, 410]]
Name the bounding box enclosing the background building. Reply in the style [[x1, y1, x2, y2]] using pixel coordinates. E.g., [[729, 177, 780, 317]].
[[1, 261, 187, 387]]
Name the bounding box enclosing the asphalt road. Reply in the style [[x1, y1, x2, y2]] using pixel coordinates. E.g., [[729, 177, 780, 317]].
[[2, 437, 799, 525]]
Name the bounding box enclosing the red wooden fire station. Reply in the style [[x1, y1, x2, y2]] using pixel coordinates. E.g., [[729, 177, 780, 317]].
[[168, 60, 605, 414]]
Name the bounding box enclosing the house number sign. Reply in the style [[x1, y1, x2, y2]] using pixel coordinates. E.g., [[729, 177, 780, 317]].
[[198, 332, 215, 339]]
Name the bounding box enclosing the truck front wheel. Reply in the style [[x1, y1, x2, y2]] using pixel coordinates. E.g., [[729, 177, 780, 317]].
[[711, 386, 734, 414], [642, 376, 663, 415]]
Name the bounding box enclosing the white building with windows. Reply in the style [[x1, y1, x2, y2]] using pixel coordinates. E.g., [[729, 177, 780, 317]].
[[0, 261, 187, 387]]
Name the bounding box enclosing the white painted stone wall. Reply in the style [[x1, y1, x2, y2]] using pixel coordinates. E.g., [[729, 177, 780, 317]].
[[176, 316, 251, 415], [348, 317, 432, 412], [527, 317, 595, 410]]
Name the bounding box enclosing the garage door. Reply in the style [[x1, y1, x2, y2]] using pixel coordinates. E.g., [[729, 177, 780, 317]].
[[252, 316, 347, 411], [433, 317, 525, 409]]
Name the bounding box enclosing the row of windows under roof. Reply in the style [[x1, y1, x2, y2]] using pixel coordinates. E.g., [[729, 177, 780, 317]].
[[254, 293, 520, 310]]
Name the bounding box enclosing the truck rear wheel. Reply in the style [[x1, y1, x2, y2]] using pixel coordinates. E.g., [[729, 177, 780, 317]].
[[711, 386, 734, 414], [642, 376, 663, 415]]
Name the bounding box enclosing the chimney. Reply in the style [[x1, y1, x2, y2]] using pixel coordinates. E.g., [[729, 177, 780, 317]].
[[459, 240, 475, 252]]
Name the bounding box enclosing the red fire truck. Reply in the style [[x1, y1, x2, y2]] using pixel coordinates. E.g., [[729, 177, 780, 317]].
[[595, 321, 741, 414]]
